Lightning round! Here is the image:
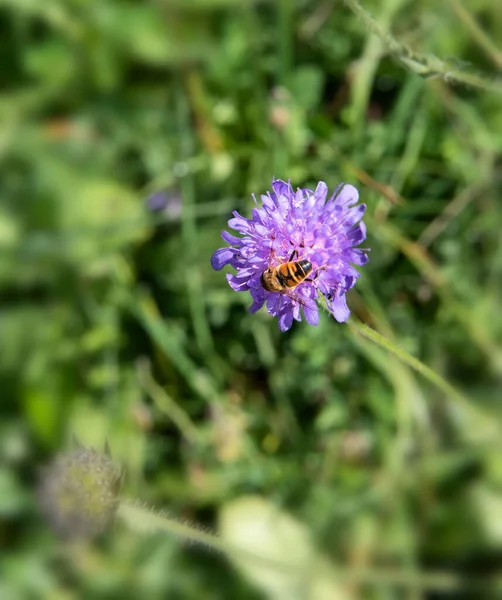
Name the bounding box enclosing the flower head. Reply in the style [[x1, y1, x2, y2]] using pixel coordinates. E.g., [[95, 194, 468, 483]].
[[38, 440, 123, 539], [211, 179, 369, 331]]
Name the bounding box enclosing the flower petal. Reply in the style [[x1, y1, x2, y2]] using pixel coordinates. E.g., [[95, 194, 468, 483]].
[[328, 295, 350, 322], [266, 293, 281, 314], [247, 272, 263, 289], [335, 184, 359, 207], [226, 273, 250, 291], [292, 303, 302, 321], [221, 230, 243, 245], [337, 204, 367, 230], [211, 247, 238, 270], [228, 211, 252, 233], [249, 299, 264, 313], [272, 179, 293, 200], [314, 181, 328, 205], [303, 304, 320, 326], [248, 287, 266, 312], [345, 248, 370, 266], [260, 193, 275, 211], [346, 222, 367, 246], [278, 309, 294, 331]]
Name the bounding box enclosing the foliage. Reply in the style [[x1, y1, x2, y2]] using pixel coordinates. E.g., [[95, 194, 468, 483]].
[[1, 0, 502, 597]]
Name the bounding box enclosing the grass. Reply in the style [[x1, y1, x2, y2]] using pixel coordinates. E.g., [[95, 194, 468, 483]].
[[1, 0, 502, 598]]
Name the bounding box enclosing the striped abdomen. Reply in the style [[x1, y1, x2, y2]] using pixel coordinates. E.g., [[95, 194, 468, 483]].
[[260, 260, 313, 292]]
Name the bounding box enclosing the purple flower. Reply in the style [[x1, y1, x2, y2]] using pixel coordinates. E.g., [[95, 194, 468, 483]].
[[211, 179, 369, 331], [145, 189, 182, 220]]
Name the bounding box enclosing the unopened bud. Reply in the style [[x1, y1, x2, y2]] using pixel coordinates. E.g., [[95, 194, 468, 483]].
[[38, 441, 122, 539]]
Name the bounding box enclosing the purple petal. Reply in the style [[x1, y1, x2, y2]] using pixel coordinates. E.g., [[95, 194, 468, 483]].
[[266, 293, 281, 314], [252, 207, 267, 224], [303, 304, 320, 326], [346, 248, 370, 266], [296, 290, 317, 310], [247, 272, 263, 289], [328, 295, 350, 322], [303, 189, 317, 214], [337, 204, 367, 230], [342, 265, 362, 279], [272, 179, 293, 200], [292, 303, 302, 321], [254, 223, 269, 237], [249, 298, 266, 313], [260, 194, 275, 211], [335, 184, 359, 207], [228, 211, 252, 233], [211, 248, 238, 270], [275, 193, 290, 214], [314, 181, 328, 205], [249, 288, 266, 313], [293, 188, 304, 207], [278, 309, 294, 331], [221, 230, 243, 245], [226, 273, 250, 292], [315, 275, 331, 296], [341, 275, 357, 291], [346, 223, 367, 246]]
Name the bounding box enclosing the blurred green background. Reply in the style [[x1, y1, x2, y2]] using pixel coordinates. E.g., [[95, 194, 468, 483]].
[[1, 0, 502, 598]]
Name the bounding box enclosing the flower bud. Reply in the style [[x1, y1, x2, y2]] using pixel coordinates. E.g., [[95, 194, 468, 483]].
[[38, 440, 122, 539]]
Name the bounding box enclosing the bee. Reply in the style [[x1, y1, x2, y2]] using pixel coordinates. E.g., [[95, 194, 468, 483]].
[[260, 249, 317, 309], [260, 259, 313, 293]]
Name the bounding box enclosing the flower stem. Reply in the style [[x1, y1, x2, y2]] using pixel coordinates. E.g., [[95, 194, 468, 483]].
[[116, 499, 294, 574], [343, 0, 502, 94], [116, 499, 492, 593], [348, 318, 464, 402], [347, 318, 498, 438], [117, 499, 228, 553]]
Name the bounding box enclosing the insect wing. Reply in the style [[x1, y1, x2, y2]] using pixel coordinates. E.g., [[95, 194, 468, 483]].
[[283, 289, 316, 310]]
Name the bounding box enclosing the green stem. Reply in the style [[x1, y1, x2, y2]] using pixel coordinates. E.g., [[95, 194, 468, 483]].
[[116, 499, 496, 592], [343, 0, 502, 94], [348, 318, 465, 402], [316, 299, 468, 405], [346, 318, 499, 439], [177, 78, 214, 356], [117, 499, 294, 574], [448, 0, 502, 70]]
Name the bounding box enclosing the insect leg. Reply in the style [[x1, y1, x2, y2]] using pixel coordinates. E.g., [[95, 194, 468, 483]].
[[305, 265, 326, 282]]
